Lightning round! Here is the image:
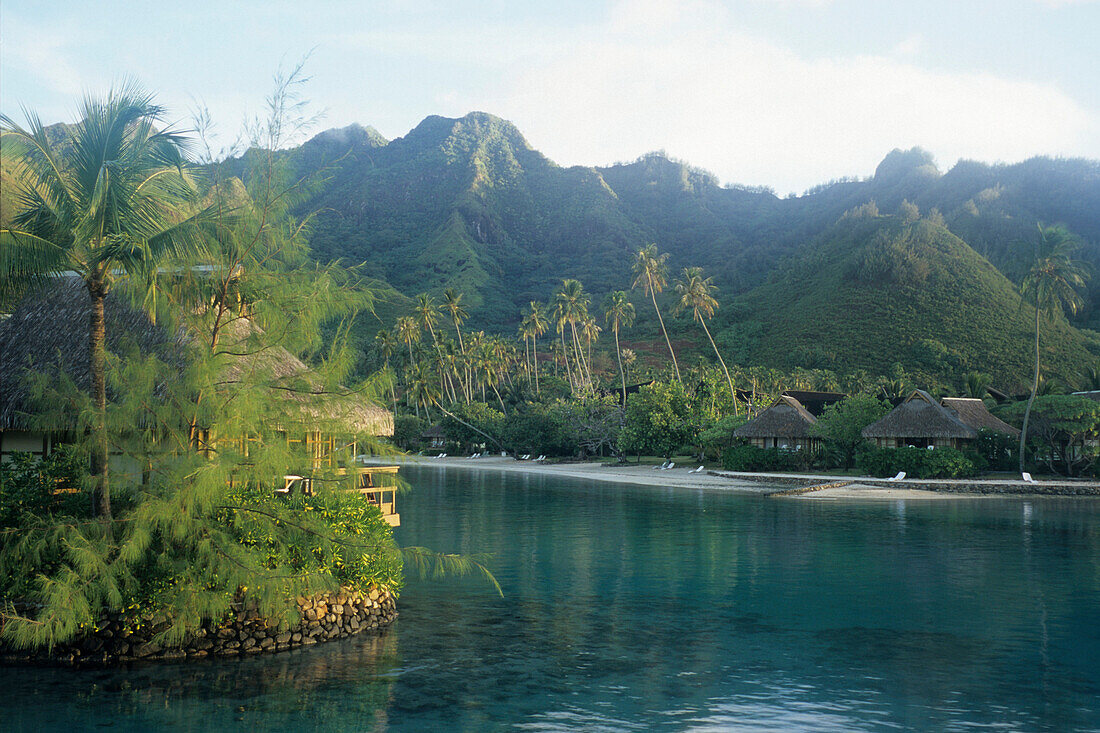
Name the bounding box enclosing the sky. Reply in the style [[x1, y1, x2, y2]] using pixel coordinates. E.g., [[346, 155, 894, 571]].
[[3, 0, 1099, 194]]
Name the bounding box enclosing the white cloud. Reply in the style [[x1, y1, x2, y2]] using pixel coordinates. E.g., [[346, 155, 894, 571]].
[[467, 0, 1098, 193]]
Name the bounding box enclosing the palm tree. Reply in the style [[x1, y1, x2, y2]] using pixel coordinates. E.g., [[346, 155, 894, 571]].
[[395, 316, 421, 366], [604, 291, 635, 406], [376, 328, 400, 413], [1018, 224, 1089, 472], [442, 288, 470, 400], [526, 301, 549, 395], [581, 316, 601, 376], [962, 371, 991, 399], [1, 85, 206, 520], [632, 244, 681, 382], [674, 266, 736, 413], [555, 279, 592, 390]]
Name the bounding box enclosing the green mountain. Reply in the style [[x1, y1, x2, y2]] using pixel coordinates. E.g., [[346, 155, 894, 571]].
[[727, 211, 1097, 387], [7, 113, 1100, 387]]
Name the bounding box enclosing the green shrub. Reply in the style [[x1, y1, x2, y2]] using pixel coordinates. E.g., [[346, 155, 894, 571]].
[[721, 444, 797, 472], [0, 446, 88, 527], [855, 446, 976, 479]]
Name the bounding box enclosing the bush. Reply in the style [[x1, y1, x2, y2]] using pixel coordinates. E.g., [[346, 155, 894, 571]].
[[0, 446, 88, 527], [391, 414, 426, 451], [721, 444, 797, 472], [855, 446, 977, 479]]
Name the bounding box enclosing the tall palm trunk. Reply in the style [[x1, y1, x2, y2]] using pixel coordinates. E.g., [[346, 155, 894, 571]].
[[532, 336, 541, 395], [559, 327, 574, 388], [452, 318, 471, 402], [651, 289, 681, 382], [1019, 306, 1041, 473], [570, 322, 589, 388], [614, 324, 627, 407], [700, 318, 737, 415], [88, 277, 111, 520]]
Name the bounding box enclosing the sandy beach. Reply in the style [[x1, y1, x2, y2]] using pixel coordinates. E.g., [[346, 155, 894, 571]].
[[366, 455, 1098, 499]]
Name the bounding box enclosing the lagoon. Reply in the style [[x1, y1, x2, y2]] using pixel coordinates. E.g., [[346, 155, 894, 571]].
[[3, 466, 1100, 731]]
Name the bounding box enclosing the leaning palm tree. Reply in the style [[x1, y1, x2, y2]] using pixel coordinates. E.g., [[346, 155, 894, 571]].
[[632, 244, 681, 382], [674, 266, 736, 413], [604, 291, 635, 406], [1, 84, 207, 520], [1018, 224, 1089, 473]]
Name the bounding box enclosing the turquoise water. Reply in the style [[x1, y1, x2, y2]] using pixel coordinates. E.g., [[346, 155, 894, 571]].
[[3, 466, 1100, 731]]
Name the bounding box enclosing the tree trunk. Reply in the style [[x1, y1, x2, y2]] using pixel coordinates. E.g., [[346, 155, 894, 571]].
[[700, 318, 737, 415], [1019, 306, 1041, 474], [651, 289, 681, 382], [88, 278, 111, 520], [614, 325, 627, 407], [532, 337, 540, 396]]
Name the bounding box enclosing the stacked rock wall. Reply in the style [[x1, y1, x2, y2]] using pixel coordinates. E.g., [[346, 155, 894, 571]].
[[1, 585, 396, 665]]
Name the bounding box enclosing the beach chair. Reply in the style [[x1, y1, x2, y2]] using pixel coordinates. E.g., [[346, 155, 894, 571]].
[[691, 465, 704, 474], [662, 462, 675, 470], [1022, 472, 1036, 484], [887, 471, 905, 482], [536, 455, 546, 462]]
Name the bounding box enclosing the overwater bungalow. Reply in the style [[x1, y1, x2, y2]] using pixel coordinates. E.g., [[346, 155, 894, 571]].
[[862, 390, 1019, 449], [0, 277, 401, 525], [733, 394, 821, 451]]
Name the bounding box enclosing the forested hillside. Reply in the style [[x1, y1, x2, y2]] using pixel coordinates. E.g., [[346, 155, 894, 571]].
[[6, 112, 1100, 387]]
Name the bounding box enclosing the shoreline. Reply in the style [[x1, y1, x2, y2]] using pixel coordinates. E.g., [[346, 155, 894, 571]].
[[370, 456, 1100, 500]]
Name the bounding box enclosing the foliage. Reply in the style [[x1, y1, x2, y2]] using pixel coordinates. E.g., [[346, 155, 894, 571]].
[[812, 395, 890, 468], [855, 446, 977, 479], [1002, 394, 1100, 476], [0, 446, 88, 532], [392, 414, 426, 451], [619, 381, 694, 459], [721, 444, 797, 472], [698, 414, 750, 461]]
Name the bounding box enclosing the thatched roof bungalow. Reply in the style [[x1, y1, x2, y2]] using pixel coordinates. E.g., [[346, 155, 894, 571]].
[[0, 277, 392, 462], [733, 394, 820, 451], [862, 390, 1018, 449]]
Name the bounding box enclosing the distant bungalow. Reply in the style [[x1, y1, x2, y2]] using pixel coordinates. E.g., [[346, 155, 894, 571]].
[[862, 390, 1019, 449], [733, 391, 845, 451]]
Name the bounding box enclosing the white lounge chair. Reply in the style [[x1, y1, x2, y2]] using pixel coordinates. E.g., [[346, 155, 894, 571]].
[[662, 462, 675, 470], [887, 471, 905, 482], [691, 465, 704, 474], [536, 455, 546, 462], [1022, 472, 1037, 484]]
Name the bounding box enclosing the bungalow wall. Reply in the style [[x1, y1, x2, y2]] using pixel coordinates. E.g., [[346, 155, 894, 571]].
[[871, 436, 966, 450], [749, 436, 819, 451]]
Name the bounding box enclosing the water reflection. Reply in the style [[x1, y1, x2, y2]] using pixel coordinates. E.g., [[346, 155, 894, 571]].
[[3, 470, 1099, 732]]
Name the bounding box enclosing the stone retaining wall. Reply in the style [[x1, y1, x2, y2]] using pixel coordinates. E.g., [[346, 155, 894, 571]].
[[1, 585, 396, 666]]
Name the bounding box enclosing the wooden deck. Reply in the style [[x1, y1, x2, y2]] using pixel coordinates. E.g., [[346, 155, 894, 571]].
[[341, 465, 401, 527], [282, 465, 401, 527]]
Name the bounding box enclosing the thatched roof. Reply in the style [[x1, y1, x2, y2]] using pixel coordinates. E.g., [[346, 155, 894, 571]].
[[421, 424, 446, 439], [0, 277, 183, 430], [734, 395, 818, 439], [862, 390, 976, 440], [940, 397, 1020, 437], [0, 277, 391, 436], [781, 390, 846, 417]]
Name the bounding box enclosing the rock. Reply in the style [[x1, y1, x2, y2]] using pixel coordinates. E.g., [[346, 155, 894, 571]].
[[259, 638, 274, 649], [134, 642, 161, 658], [291, 632, 302, 643], [241, 637, 256, 650], [275, 632, 292, 645], [301, 636, 317, 645]]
